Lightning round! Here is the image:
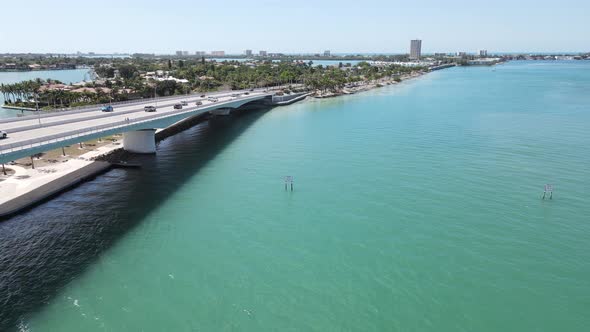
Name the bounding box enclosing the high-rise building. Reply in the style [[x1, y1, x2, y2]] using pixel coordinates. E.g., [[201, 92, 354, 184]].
[[245, 50, 253, 56], [323, 50, 331, 57], [195, 51, 206, 56], [211, 51, 225, 56], [175, 50, 183, 56], [259, 50, 267, 56], [479, 49, 488, 57], [410, 39, 422, 59]]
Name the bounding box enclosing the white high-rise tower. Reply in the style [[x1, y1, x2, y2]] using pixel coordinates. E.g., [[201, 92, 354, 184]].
[[410, 39, 422, 60]]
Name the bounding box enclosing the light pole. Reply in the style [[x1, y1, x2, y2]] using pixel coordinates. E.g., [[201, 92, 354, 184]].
[[35, 93, 41, 126], [154, 84, 158, 108]]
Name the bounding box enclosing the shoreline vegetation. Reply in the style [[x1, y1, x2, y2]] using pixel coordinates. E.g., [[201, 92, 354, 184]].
[[0, 63, 433, 217], [0, 52, 586, 217], [1, 56, 434, 111], [3, 51, 587, 111], [0, 53, 580, 216]]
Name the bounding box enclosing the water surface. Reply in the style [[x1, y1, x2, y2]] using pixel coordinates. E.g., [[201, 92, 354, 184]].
[[1, 61, 589, 331], [0, 69, 90, 118]]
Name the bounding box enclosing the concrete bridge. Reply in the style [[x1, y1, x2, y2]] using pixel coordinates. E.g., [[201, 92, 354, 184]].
[[0, 90, 273, 164]]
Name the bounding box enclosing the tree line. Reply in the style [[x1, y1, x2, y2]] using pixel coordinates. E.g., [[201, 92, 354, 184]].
[[2, 59, 427, 110]]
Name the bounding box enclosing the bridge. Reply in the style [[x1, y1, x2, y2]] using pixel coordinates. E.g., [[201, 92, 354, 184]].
[[0, 90, 273, 164]]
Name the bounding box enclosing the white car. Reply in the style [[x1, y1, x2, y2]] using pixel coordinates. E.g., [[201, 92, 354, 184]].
[[0, 130, 7, 139]]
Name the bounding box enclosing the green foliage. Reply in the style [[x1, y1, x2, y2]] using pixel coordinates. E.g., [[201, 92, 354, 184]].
[[1, 56, 426, 109], [118, 64, 136, 79]]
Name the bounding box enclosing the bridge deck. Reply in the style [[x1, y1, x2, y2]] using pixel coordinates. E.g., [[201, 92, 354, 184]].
[[0, 91, 271, 163]]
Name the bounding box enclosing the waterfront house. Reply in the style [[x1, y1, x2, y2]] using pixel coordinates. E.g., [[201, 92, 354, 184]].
[[38, 84, 74, 92]]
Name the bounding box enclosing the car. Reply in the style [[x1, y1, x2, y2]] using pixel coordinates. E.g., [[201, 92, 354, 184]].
[[249, 88, 254, 92], [0, 130, 7, 139], [244, 92, 250, 95], [208, 97, 218, 102], [101, 105, 114, 112], [231, 93, 240, 97], [174, 104, 183, 109], [200, 95, 206, 98], [181, 101, 188, 106], [195, 101, 203, 106], [144, 105, 157, 112]]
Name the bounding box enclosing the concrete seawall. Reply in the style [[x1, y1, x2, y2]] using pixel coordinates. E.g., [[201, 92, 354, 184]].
[[0, 161, 112, 219], [272, 93, 310, 106], [1, 105, 37, 111]]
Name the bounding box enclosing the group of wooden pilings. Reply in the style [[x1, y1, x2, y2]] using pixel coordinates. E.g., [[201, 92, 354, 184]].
[[542, 184, 553, 200], [284, 176, 294, 191]]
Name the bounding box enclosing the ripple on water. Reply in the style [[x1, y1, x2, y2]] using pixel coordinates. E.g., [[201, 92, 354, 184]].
[[1, 61, 590, 331]]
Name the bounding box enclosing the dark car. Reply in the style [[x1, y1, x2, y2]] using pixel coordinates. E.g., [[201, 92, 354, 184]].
[[144, 105, 157, 112], [195, 101, 203, 106], [174, 104, 183, 109], [200, 95, 206, 98]]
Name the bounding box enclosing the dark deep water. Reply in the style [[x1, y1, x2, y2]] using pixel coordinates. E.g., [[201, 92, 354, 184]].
[[0, 111, 265, 330], [2, 62, 590, 331]]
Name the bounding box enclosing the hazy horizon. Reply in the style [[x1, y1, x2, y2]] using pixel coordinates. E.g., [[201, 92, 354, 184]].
[[1, 0, 588, 54], [1, 51, 588, 56]]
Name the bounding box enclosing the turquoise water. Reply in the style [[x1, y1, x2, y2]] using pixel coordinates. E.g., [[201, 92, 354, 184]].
[[9, 61, 590, 331], [0, 69, 90, 118]]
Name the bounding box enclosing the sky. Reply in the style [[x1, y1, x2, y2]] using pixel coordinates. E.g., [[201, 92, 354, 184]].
[[1, 0, 588, 54]]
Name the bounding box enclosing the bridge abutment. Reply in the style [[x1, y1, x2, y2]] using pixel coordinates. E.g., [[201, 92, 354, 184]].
[[123, 129, 156, 154]]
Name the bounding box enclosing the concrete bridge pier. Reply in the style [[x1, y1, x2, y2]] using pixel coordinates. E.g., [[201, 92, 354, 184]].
[[211, 108, 232, 116], [123, 129, 157, 154]]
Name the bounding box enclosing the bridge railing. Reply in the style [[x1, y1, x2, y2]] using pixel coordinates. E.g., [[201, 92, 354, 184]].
[[0, 94, 265, 159], [0, 86, 286, 125], [4, 95, 228, 134]]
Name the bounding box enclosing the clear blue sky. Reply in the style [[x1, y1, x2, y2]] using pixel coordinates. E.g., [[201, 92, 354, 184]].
[[1, 0, 588, 54]]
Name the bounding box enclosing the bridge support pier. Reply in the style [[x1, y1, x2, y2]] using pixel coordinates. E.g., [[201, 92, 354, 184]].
[[123, 129, 156, 154], [211, 108, 232, 116]]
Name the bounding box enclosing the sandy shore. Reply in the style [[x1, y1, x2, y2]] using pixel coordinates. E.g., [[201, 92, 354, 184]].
[[0, 110, 217, 218], [312, 72, 425, 98], [0, 76, 422, 218], [0, 141, 123, 218]]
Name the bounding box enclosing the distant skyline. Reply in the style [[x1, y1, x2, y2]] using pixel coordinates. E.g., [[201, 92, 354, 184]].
[[1, 0, 588, 54]]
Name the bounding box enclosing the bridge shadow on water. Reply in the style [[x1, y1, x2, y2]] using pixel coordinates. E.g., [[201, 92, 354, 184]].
[[0, 106, 270, 331]]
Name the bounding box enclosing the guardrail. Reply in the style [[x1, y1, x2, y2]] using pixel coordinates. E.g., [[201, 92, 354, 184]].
[[3, 96, 215, 134], [0, 94, 265, 158], [0, 86, 288, 125]]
